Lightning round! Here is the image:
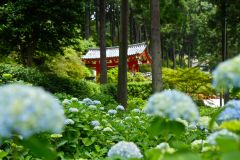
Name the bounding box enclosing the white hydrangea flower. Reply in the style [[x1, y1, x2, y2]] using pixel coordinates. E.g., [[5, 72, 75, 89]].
[[99, 107, 105, 111], [88, 105, 97, 110], [207, 129, 239, 145], [198, 116, 211, 129], [176, 118, 189, 127], [188, 123, 197, 130], [218, 100, 240, 123], [93, 100, 101, 105], [91, 120, 100, 127], [0, 84, 65, 138], [124, 117, 132, 120], [156, 142, 170, 150], [145, 90, 199, 123], [212, 54, 240, 90], [156, 142, 175, 154], [108, 109, 117, 115], [68, 107, 79, 113], [71, 97, 78, 102], [191, 140, 207, 151], [107, 141, 143, 159], [103, 127, 113, 132], [116, 105, 125, 111], [62, 99, 71, 105], [93, 126, 103, 130], [132, 108, 141, 113], [64, 119, 75, 125]]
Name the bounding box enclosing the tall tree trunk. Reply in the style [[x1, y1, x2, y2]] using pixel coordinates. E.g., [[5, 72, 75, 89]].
[[94, 0, 99, 38], [20, 44, 35, 67], [110, 6, 115, 46], [150, 0, 162, 92], [117, 0, 129, 107], [172, 45, 176, 69], [129, 8, 134, 44], [221, 0, 229, 104], [85, 0, 90, 39], [99, 0, 107, 84]]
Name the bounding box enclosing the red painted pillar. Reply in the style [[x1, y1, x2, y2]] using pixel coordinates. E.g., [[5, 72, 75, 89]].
[[96, 60, 100, 78]]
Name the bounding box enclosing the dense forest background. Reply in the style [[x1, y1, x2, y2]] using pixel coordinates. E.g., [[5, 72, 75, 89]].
[[1, 0, 239, 70]]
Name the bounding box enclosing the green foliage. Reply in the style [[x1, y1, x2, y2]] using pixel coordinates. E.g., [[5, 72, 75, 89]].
[[0, 0, 84, 57], [45, 47, 92, 80], [128, 98, 147, 110], [162, 67, 215, 99], [43, 74, 100, 99], [128, 82, 152, 100], [107, 68, 150, 83], [0, 63, 44, 85]]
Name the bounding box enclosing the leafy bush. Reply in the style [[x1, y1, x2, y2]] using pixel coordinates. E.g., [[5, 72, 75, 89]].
[[128, 82, 152, 99], [45, 47, 92, 80], [0, 63, 45, 85], [162, 67, 215, 100], [107, 68, 150, 83], [43, 74, 100, 99]]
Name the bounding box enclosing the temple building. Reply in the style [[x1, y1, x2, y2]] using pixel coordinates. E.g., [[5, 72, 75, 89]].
[[82, 43, 152, 76]]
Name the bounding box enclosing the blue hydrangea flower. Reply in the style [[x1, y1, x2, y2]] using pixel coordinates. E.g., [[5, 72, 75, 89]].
[[218, 100, 240, 123], [64, 119, 75, 125], [145, 90, 199, 123], [207, 129, 239, 145], [108, 141, 143, 159], [212, 54, 240, 90], [91, 120, 100, 127], [93, 100, 101, 105], [108, 109, 117, 115], [116, 105, 125, 111], [68, 107, 79, 113], [0, 84, 65, 138], [82, 98, 93, 106]]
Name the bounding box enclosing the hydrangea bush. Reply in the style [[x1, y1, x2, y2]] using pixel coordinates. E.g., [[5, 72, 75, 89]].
[[0, 84, 65, 138], [218, 100, 240, 123], [107, 141, 143, 159], [145, 90, 199, 122], [212, 54, 240, 90]]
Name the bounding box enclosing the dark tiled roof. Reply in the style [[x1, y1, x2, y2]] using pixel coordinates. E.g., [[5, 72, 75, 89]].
[[82, 42, 147, 60]]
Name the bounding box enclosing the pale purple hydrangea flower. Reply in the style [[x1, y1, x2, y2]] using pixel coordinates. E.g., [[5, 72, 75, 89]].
[[108, 141, 143, 159]]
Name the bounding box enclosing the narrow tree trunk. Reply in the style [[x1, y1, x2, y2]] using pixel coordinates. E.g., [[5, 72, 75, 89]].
[[129, 8, 133, 44], [172, 45, 176, 69], [94, 0, 99, 38], [150, 0, 162, 92], [20, 44, 34, 67], [110, 6, 116, 46], [85, 0, 91, 39], [117, 0, 129, 107], [99, 0, 107, 84], [221, 0, 229, 104]]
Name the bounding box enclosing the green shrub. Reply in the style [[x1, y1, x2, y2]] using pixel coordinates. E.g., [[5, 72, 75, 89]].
[[100, 83, 117, 100], [107, 68, 150, 83], [162, 67, 215, 99], [43, 74, 100, 99], [128, 82, 152, 99], [128, 97, 147, 110], [45, 47, 92, 80], [0, 63, 45, 85]]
